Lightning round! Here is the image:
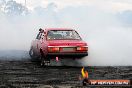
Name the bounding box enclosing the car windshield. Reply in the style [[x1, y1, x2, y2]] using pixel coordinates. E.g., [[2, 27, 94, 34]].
[[47, 30, 81, 40]]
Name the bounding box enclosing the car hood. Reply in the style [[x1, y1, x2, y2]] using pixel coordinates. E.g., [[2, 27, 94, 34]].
[[47, 40, 87, 46]]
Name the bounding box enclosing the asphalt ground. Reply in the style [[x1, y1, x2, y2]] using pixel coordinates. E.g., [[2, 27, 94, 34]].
[[0, 60, 131, 88]]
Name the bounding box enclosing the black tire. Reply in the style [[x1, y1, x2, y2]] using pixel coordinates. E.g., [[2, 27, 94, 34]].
[[40, 57, 44, 66], [29, 47, 38, 62], [40, 49, 50, 66], [40, 56, 50, 66]]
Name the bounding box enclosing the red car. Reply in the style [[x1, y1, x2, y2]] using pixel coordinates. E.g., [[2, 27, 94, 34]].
[[29, 28, 88, 66]]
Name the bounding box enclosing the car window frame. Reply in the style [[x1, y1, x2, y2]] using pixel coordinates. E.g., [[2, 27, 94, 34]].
[[46, 30, 82, 40], [36, 32, 42, 40]]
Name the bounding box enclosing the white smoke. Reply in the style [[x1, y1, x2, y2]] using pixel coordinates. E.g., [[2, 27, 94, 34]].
[[78, 27, 132, 66], [0, 1, 132, 66]]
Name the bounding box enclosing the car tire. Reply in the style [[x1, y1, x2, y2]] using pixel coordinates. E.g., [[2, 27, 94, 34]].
[[29, 47, 38, 62], [40, 56, 44, 66], [40, 56, 50, 66]]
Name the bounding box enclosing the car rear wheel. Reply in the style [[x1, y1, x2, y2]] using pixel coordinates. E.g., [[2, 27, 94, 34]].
[[40, 57, 50, 66]]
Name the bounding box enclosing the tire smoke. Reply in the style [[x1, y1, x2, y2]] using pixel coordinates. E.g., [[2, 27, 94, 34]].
[[0, 3, 132, 66]]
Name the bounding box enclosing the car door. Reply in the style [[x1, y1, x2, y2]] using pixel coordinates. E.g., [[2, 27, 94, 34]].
[[32, 32, 42, 57]]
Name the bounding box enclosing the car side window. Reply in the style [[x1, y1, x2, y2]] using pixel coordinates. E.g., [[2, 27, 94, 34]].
[[36, 32, 42, 40], [36, 33, 39, 39]]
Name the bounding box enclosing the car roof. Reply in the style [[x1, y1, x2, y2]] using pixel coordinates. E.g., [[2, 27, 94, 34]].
[[45, 28, 74, 32]]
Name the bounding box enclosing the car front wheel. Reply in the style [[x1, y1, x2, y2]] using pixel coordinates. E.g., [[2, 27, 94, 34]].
[[29, 47, 38, 61]]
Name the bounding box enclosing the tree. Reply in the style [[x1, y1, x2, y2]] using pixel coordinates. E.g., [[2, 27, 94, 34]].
[[4, 0, 28, 16], [0, 0, 6, 11]]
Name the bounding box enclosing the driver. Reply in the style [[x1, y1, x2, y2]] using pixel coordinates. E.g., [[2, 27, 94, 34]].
[[65, 31, 72, 39]]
